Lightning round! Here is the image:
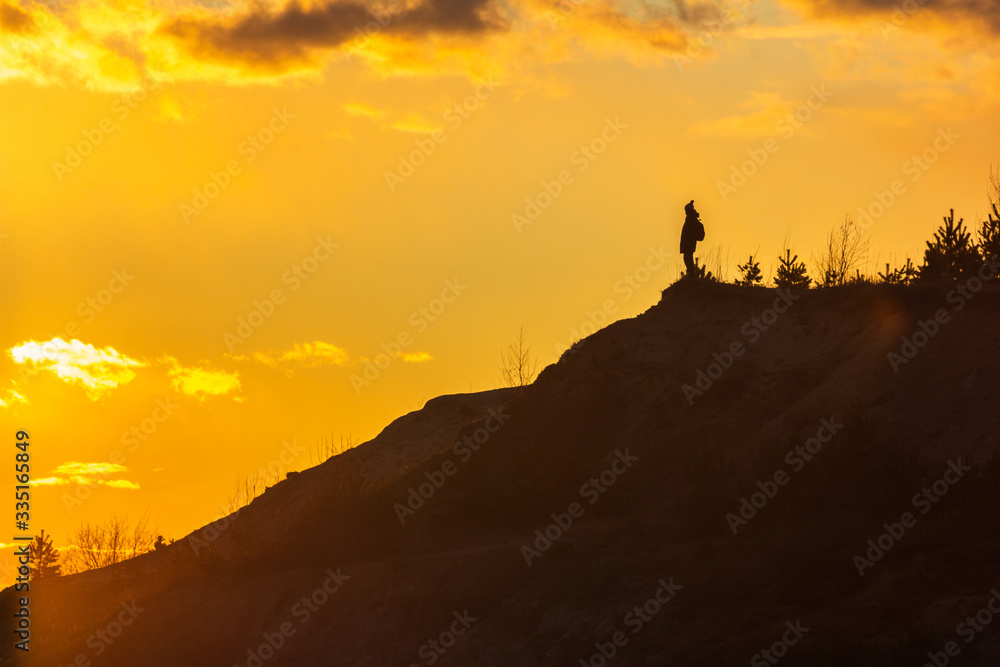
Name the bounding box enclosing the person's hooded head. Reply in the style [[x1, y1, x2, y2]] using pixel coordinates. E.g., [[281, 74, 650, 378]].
[[684, 200, 696, 216]]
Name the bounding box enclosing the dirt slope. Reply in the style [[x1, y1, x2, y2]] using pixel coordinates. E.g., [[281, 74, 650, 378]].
[[5, 279, 1000, 667]]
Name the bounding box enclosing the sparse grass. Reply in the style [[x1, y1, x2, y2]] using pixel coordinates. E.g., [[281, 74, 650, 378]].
[[311, 432, 360, 466], [699, 244, 732, 283], [221, 471, 280, 515]]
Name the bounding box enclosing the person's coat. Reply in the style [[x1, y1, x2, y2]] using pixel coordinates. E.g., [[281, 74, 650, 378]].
[[680, 215, 705, 253]]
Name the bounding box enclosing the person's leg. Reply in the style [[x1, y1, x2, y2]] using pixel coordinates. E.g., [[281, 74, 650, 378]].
[[683, 251, 696, 276]]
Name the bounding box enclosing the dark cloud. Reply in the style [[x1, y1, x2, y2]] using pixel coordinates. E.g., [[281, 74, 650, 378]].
[[389, 0, 498, 35], [163, 0, 504, 65], [0, 1, 35, 34], [806, 0, 1000, 33]]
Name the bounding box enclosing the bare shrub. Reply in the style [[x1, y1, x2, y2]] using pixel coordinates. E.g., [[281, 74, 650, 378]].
[[814, 214, 870, 286], [222, 473, 276, 515], [498, 326, 539, 388], [62, 513, 157, 574]]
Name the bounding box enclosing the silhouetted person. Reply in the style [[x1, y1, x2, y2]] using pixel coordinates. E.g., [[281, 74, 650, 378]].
[[680, 200, 705, 277]]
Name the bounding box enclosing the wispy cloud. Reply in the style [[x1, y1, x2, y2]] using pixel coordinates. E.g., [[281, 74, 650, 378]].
[[8, 338, 144, 398], [342, 102, 385, 119], [104, 479, 142, 489], [55, 462, 127, 476], [155, 93, 188, 123], [29, 461, 140, 490], [0, 385, 25, 408], [391, 114, 441, 134], [237, 341, 351, 370], [163, 357, 241, 401], [689, 92, 793, 138]]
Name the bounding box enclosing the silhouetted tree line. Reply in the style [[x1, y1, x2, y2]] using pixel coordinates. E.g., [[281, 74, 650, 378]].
[[723, 168, 1000, 288]]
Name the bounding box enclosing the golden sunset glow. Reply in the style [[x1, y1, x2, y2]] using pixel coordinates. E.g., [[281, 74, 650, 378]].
[[1, 0, 998, 590]]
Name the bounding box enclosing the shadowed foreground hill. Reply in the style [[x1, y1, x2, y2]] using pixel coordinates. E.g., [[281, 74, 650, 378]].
[[6, 280, 1000, 667]]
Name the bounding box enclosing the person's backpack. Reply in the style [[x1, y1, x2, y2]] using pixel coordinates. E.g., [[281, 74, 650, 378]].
[[695, 219, 705, 242]]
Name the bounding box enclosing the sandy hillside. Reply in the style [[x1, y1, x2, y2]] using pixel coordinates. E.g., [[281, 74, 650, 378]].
[[5, 279, 1000, 667]]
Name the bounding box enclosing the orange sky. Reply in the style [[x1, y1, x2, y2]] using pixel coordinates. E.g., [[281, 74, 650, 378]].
[[1, 0, 998, 582]]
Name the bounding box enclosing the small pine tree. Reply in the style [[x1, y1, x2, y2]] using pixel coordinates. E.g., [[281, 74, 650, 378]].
[[878, 258, 918, 285], [978, 204, 1000, 261], [775, 249, 811, 289], [848, 269, 871, 285], [736, 254, 762, 286], [820, 269, 842, 288], [29, 530, 62, 581], [920, 209, 981, 280]]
